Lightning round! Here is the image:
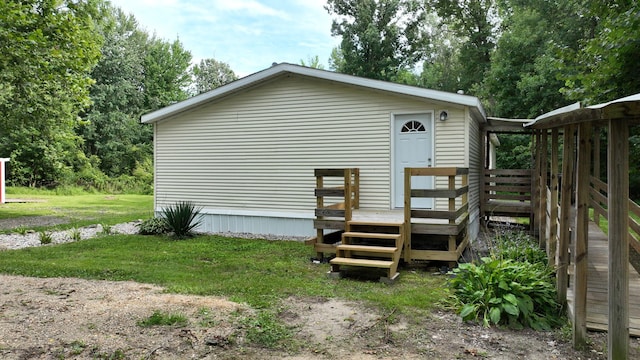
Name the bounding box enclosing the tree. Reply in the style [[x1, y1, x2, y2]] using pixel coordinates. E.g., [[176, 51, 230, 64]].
[[80, 3, 193, 179], [476, 0, 590, 117], [560, 1, 640, 104], [418, 20, 463, 92], [300, 55, 325, 69], [430, 0, 496, 93], [0, 0, 102, 186], [325, 0, 429, 81], [142, 37, 192, 111], [190, 58, 237, 95]]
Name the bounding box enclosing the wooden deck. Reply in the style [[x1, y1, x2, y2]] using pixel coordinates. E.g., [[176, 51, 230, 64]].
[[567, 222, 640, 336]]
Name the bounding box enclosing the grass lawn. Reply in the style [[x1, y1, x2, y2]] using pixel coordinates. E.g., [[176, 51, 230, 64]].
[[0, 190, 448, 314], [0, 234, 449, 312], [0, 187, 153, 232]]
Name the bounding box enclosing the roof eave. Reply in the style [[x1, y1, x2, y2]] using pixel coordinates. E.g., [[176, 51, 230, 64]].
[[141, 63, 487, 124]]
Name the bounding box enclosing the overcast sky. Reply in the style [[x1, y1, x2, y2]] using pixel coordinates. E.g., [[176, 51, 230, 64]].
[[108, 0, 340, 77]]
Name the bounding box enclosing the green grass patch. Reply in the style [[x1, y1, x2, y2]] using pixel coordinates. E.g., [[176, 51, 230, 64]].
[[0, 192, 152, 233], [0, 234, 448, 312], [137, 310, 188, 327]]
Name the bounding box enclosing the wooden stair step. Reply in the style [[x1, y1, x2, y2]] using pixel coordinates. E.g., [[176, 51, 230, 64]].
[[336, 244, 397, 253], [348, 220, 404, 227], [330, 257, 394, 268], [342, 232, 401, 240]]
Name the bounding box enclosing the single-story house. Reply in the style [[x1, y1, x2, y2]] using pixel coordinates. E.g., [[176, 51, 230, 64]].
[[141, 63, 487, 239]]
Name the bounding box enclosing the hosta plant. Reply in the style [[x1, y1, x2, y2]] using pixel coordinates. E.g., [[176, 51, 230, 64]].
[[161, 201, 203, 239], [449, 257, 562, 330], [138, 217, 170, 235]]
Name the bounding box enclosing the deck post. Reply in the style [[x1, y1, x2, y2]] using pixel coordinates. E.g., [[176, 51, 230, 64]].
[[448, 174, 456, 268], [480, 129, 487, 225], [573, 122, 591, 349], [404, 167, 412, 262], [558, 125, 575, 305], [315, 173, 324, 258], [593, 127, 601, 225], [532, 130, 541, 234], [539, 130, 548, 248], [607, 119, 629, 360], [548, 128, 559, 267], [344, 168, 352, 223]]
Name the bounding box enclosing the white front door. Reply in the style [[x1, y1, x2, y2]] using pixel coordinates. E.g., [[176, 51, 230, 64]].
[[393, 113, 434, 209]]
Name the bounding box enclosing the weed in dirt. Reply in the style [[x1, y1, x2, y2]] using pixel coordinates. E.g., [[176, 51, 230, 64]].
[[197, 307, 217, 327], [39, 231, 53, 245], [240, 310, 293, 349], [69, 340, 87, 355], [137, 310, 188, 327], [90, 346, 126, 360]]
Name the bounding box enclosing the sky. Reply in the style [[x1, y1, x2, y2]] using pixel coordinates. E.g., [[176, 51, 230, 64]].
[[108, 0, 340, 77]]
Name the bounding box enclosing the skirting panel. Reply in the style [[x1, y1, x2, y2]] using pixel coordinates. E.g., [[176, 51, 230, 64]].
[[153, 211, 316, 238]]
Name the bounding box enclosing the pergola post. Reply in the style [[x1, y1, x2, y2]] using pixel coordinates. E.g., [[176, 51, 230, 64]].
[[557, 125, 575, 305], [608, 119, 629, 360], [548, 129, 559, 267], [573, 122, 591, 348], [538, 130, 548, 248]]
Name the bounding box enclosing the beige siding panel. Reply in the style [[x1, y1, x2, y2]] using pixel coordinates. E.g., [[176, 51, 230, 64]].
[[467, 109, 482, 238], [155, 74, 471, 215], [433, 109, 466, 210]]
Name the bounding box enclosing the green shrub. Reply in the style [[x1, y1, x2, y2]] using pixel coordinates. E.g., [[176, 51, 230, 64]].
[[449, 257, 562, 330], [161, 201, 203, 239], [491, 230, 548, 265], [100, 223, 112, 235], [138, 217, 169, 235], [14, 225, 28, 235], [39, 231, 53, 245], [69, 228, 82, 242]]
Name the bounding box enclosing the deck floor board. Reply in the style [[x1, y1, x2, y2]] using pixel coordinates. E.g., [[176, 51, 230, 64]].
[[567, 222, 640, 336]]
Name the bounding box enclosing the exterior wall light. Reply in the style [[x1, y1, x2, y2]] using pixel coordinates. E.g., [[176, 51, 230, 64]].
[[439, 110, 448, 121]]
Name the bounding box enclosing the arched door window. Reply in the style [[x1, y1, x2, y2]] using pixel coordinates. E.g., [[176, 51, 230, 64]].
[[401, 120, 426, 133]]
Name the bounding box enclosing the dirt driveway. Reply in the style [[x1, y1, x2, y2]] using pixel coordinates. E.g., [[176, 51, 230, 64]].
[[2, 274, 636, 359]]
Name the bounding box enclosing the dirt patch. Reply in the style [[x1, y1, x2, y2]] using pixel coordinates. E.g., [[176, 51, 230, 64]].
[[1, 275, 637, 359], [0, 216, 68, 231]]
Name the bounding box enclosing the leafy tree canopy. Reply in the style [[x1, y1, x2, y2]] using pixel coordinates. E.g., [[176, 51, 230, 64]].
[[326, 0, 429, 81], [0, 0, 102, 186], [190, 58, 237, 95]]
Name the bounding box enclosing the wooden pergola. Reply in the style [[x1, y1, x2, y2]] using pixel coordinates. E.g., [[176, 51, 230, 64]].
[[525, 93, 640, 360]]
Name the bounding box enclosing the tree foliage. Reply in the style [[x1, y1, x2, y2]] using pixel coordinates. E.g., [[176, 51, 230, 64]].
[[0, 0, 102, 187], [430, 0, 496, 93], [190, 58, 237, 95], [559, 0, 640, 104], [326, 0, 429, 81]]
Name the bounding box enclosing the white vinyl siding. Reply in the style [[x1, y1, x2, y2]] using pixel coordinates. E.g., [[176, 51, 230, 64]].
[[433, 108, 466, 210], [467, 109, 482, 238], [154, 74, 460, 213]]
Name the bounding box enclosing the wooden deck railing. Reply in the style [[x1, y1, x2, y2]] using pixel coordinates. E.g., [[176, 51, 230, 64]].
[[403, 167, 469, 263], [590, 176, 640, 255], [482, 169, 533, 220], [314, 168, 360, 221]]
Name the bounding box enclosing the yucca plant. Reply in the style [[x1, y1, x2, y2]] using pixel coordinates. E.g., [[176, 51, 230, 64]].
[[161, 201, 203, 239]]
